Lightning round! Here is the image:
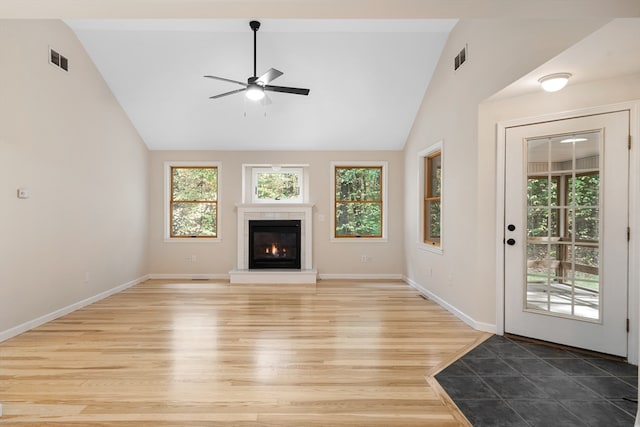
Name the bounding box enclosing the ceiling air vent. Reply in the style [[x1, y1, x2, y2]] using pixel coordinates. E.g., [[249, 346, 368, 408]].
[[49, 47, 69, 72], [454, 44, 467, 71]]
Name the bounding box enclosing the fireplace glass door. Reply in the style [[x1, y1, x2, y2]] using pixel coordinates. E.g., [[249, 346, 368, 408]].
[[249, 220, 301, 269]]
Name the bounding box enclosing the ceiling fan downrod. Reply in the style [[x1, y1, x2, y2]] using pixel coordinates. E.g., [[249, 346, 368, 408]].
[[250, 20, 260, 78]]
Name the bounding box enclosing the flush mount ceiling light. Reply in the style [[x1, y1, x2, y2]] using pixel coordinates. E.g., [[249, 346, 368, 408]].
[[538, 73, 572, 92]]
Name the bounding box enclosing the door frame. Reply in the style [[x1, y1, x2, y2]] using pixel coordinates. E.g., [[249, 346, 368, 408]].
[[496, 101, 640, 364]]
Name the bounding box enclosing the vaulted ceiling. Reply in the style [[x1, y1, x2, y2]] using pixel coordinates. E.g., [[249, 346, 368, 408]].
[[66, 19, 456, 151], [4, 0, 639, 151]]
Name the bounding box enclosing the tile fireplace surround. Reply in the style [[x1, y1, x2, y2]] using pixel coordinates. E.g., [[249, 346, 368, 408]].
[[229, 204, 317, 284]]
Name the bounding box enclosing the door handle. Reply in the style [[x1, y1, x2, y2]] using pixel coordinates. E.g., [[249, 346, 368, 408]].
[[506, 238, 516, 246]]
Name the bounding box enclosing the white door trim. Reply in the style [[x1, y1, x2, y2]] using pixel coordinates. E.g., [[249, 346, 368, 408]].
[[496, 101, 640, 364]]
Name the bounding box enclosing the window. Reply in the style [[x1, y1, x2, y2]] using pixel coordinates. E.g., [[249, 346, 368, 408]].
[[252, 167, 303, 203], [424, 152, 441, 246], [333, 162, 387, 239], [418, 141, 443, 252], [527, 173, 599, 293], [165, 162, 220, 240]]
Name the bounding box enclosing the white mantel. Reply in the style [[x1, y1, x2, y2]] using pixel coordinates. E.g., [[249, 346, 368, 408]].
[[230, 203, 316, 284]]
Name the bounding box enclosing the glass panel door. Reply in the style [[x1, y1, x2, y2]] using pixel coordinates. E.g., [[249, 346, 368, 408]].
[[526, 131, 601, 321], [503, 110, 629, 357]]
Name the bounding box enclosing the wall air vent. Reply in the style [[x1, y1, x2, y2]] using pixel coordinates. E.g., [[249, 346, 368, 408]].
[[454, 44, 467, 71], [49, 47, 69, 72]]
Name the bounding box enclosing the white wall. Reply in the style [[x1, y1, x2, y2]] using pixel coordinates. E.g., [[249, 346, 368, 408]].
[[402, 18, 611, 330], [148, 150, 404, 278], [0, 20, 149, 337]]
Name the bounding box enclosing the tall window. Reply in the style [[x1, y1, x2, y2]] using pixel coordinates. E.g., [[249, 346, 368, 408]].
[[424, 150, 441, 246], [334, 165, 384, 238], [169, 165, 218, 238]]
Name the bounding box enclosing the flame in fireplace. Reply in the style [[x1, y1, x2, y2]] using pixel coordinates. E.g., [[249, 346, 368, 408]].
[[271, 243, 279, 256]]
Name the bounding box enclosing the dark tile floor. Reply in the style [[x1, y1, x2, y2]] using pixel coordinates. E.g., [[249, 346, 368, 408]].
[[436, 335, 638, 426]]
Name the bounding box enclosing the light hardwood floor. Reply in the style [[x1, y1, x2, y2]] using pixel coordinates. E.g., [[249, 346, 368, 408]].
[[0, 279, 489, 426]]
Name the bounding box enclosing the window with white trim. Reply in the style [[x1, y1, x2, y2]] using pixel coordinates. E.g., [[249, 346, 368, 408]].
[[331, 161, 388, 240], [424, 152, 441, 246], [165, 161, 221, 241], [251, 167, 303, 203], [419, 142, 443, 252]]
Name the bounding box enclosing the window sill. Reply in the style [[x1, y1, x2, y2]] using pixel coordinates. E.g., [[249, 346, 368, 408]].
[[163, 237, 222, 244], [418, 242, 443, 255], [330, 237, 388, 244]]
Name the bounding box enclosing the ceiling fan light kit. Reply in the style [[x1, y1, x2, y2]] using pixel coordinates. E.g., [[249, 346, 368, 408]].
[[205, 20, 310, 102], [246, 83, 265, 101]]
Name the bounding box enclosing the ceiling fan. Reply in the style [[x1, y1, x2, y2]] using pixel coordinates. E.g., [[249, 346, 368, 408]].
[[204, 20, 310, 101]]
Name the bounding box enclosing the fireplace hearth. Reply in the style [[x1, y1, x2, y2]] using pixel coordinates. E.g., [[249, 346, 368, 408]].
[[249, 220, 301, 269]]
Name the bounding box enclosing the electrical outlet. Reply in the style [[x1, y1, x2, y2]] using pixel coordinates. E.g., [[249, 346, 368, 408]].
[[84, 272, 90, 284], [191, 255, 197, 263], [17, 188, 29, 199]]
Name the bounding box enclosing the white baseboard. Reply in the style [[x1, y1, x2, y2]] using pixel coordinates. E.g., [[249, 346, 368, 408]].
[[318, 273, 404, 280], [148, 273, 230, 280], [0, 274, 150, 343], [149, 273, 404, 281], [403, 276, 496, 333]]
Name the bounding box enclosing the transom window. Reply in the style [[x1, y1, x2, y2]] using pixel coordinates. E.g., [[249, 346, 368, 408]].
[[333, 164, 386, 239], [166, 162, 219, 240], [252, 167, 303, 203]]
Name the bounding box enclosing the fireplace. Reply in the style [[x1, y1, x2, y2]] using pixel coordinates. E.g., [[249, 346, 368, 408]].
[[231, 203, 315, 284], [249, 220, 301, 269]]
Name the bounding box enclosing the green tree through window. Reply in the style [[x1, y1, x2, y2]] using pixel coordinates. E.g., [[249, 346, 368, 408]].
[[424, 152, 441, 245], [171, 167, 218, 238], [252, 168, 303, 202], [334, 166, 382, 238]]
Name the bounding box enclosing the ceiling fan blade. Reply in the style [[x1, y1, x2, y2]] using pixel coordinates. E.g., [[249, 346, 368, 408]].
[[264, 85, 310, 96], [204, 75, 247, 87], [209, 88, 247, 99], [256, 68, 283, 86]]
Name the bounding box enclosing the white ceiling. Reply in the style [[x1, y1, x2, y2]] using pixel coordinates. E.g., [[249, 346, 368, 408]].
[[55, 0, 640, 153], [489, 18, 640, 101], [66, 19, 457, 151]]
